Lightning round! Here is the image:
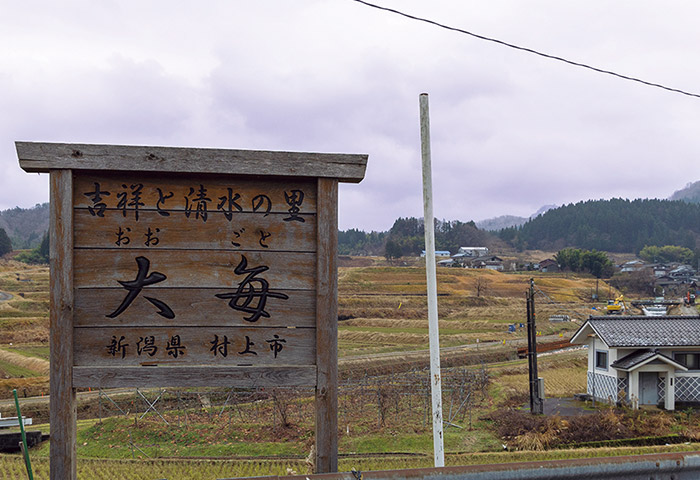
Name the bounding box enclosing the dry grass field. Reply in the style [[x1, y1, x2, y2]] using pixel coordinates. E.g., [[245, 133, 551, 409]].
[[491, 349, 588, 398], [0, 256, 612, 399], [0, 259, 50, 396], [6, 254, 685, 480], [338, 265, 609, 357]]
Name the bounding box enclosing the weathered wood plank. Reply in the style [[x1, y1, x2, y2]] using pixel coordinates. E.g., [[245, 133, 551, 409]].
[[49, 169, 76, 480], [315, 177, 339, 473], [74, 209, 316, 252], [17, 142, 368, 182], [72, 173, 317, 215], [73, 365, 317, 388], [74, 326, 315, 367], [74, 288, 315, 328], [73, 250, 316, 289]]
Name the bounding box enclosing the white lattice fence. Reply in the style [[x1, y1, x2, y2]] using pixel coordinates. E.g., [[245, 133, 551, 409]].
[[588, 372, 620, 402], [618, 377, 628, 401], [676, 376, 700, 402]]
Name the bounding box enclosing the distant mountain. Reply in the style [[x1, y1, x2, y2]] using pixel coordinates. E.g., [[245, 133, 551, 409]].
[[476, 215, 528, 231], [477, 205, 558, 231], [530, 204, 558, 218], [0, 203, 49, 249], [669, 181, 700, 204]]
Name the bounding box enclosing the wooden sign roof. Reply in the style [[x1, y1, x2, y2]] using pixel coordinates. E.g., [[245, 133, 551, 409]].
[[16, 141, 368, 182]]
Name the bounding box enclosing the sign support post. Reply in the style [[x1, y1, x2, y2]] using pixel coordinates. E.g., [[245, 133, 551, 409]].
[[315, 177, 339, 472], [49, 169, 76, 480]]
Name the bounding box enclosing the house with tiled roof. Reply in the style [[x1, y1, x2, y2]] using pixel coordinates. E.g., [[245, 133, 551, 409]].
[[571, 315, 700, 411], [463, 255, 504, 271], [538, 258, 559, 272]]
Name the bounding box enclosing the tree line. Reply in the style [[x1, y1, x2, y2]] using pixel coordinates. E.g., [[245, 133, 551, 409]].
[[340, 217, 500, 258], [499, 198, 700, 255]]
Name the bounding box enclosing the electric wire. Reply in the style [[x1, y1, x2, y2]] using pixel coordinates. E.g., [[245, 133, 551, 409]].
[[351, 0, 700, 99]]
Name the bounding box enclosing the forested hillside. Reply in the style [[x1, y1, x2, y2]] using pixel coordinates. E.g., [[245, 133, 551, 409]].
[[499, 198, 700, 253], [0, 203, 49, 249]]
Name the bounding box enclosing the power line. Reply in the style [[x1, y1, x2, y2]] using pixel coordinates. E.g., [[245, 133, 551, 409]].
[[351, 0, 700, 99]]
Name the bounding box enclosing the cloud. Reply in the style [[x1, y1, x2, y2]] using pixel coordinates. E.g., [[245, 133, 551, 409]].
[[2, 0, 700, 231]]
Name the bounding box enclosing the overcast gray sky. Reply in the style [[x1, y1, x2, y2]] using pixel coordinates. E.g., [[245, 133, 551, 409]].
[[2, 1, 699, 231]]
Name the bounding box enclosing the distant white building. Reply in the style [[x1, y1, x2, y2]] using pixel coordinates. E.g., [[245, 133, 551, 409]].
[[620, 260, 646, 273], [458, 246, 489, 257], [420, 250, 452, 257]]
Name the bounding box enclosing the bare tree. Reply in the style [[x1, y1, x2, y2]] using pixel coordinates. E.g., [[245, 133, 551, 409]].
[[270, 388, 295, 428], [474, 276, 490, 297]]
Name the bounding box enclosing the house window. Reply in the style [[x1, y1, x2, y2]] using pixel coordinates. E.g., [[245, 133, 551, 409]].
[[673, 352, 700, 370], [595, 350, 608, 370]]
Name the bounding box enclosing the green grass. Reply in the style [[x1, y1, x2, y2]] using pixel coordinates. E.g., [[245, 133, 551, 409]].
[[340, 430, 495, 454], [30, 417, 313, 460], [4, 345, 50, 361], [0, 358, 42, 377], [6, 299, 48, 311]]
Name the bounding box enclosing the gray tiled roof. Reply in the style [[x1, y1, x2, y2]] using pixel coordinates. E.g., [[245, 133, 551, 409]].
[[587, 316, 700, 347], [611, 349, 658, 370], [611, 348, 686, 371]]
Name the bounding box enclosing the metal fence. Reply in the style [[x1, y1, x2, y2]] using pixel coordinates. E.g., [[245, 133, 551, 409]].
[[224, 450, 700, 480]]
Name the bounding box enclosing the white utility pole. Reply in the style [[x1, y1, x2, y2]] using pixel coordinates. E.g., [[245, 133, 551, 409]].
[[419, 92, 445, 467]]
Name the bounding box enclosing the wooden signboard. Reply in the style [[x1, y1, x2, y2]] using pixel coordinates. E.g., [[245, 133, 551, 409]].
[[17, 142, 367, 479]]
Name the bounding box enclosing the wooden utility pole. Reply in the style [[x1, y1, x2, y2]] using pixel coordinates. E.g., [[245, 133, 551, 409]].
[[527, 278, 543, 414]]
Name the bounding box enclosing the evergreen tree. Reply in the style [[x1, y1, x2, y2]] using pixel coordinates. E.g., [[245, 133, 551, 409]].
[[384, 238, 402, 261], [0, 228, 11, 256], [38, 231, 49, 262]]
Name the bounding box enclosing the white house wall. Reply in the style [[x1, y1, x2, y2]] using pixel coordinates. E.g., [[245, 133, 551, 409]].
[[587, 337, 626, 403]]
